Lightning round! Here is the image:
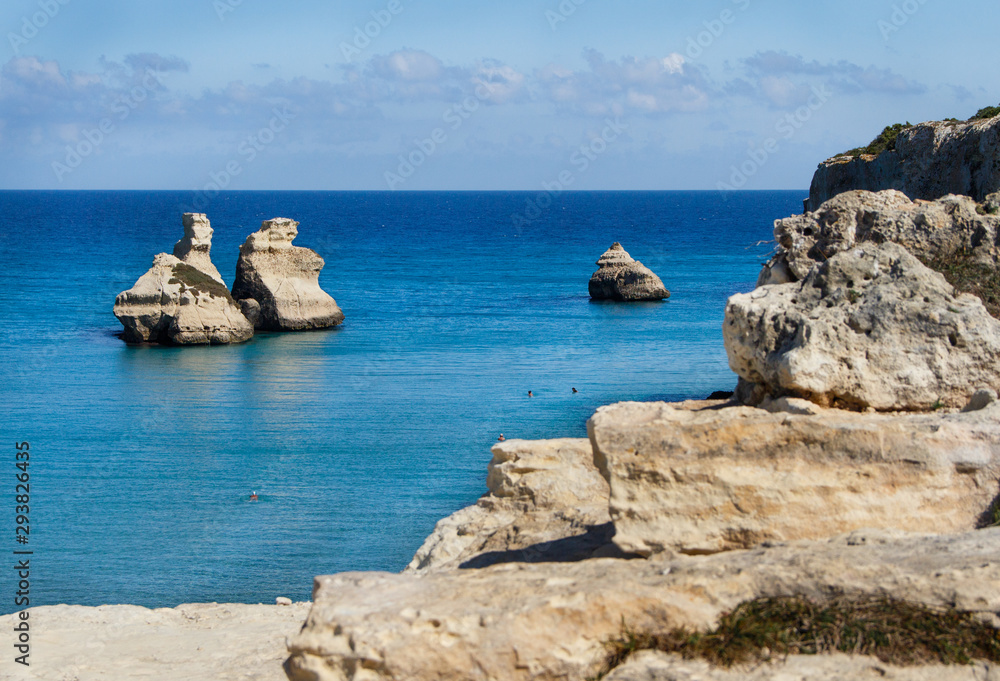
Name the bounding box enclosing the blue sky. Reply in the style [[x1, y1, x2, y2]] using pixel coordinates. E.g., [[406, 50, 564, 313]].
[[0, 0, 995, 190]]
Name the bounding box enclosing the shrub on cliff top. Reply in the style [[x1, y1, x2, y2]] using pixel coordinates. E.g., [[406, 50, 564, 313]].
[[971, 104, 1000, 121], [596, 595, 1000, 677], [840, 122, 912, 158]]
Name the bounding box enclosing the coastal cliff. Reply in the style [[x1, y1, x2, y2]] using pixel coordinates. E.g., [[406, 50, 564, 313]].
[[808, 115, 1000, 210]]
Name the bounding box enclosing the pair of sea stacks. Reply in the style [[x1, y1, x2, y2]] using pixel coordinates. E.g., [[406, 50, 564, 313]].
[[113, 214, 344, 345], [589, 242, 670, 301]]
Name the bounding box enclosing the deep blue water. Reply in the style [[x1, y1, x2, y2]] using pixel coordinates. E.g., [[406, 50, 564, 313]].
[[0, 190, 803, 613]]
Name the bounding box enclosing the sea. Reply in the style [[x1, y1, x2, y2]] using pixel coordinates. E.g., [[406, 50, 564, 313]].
[[0, 190, 804, 613]]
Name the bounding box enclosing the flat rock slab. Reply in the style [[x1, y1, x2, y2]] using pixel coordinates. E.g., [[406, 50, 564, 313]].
[[286, 528, 1000, 681], [605, 650, 1000, 681], [588, 399, 1000, 557], [0, 602, 310, 681]]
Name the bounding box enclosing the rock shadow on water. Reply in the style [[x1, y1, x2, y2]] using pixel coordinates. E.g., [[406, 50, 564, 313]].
[[458, 522, 639, 569]]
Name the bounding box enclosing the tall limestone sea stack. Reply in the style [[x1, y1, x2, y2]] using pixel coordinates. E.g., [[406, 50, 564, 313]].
[[589, 242, 670, 301], [231, 218, 345, 331], [113, 214, 253, 345]]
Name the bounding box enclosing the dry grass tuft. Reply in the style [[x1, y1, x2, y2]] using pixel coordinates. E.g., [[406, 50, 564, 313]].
[[595, 596, 1000, 678]]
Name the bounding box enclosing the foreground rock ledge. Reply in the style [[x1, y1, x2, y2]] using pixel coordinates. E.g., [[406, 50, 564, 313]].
[[589, 399, 1000, 557], [285, 528, 1000, 681], [0, 602, 310, 681], [605, 650, 1000, 681]]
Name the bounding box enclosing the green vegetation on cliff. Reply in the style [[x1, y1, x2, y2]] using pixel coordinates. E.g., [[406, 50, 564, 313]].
[[597, 596, 1000, 677], [972, 104, 1000, 121], [841, 122, 913, 158], [168, 262, 235, 301]]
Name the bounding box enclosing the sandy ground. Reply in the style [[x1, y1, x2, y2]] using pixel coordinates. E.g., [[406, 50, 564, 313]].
[[0, 602, 311, 681]]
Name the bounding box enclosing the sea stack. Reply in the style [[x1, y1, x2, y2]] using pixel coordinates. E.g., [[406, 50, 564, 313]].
[[231, 218, 345, 331], [588, 242, 670, 302], [172, 213, 224, 283], [113, 214, 253, 345]]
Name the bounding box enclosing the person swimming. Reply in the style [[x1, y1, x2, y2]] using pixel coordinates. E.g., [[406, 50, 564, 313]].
[[528, 391, 534, 398], [572, 388, 578, 393], [250, 491, 258, 502], [497, 433, 505, 441]]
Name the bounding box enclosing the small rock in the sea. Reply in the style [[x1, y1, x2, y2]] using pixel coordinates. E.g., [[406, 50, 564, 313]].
[[589, 242, 670, 302]]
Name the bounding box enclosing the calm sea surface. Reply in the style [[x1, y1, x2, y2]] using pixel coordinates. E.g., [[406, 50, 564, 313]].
[[0, 190, 803, 612]]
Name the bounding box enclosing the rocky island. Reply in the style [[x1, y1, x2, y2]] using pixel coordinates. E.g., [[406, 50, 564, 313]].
[[589, 242, 670, 301], [113, 214, 344, 345]]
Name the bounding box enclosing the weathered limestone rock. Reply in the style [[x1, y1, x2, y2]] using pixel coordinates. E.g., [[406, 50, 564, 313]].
[[808, 116, 1000, 210], [589, 243, 670, 301], [0, 602, 310, 681], [231, 218, 344, 331], [587, 399, 1000, 557], [114, 256, 253, 345], [406, 439, 616, 572], [285, 528, 1000, 681], [759, 190, 1000, 287], [172, 212, 224, 284], [729, 242, 1000, 411], [604, 650, 999, 681]]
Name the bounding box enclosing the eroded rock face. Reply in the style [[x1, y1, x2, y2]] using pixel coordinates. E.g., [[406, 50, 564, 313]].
[[589, 243, 670, 301], [173, 213, 224, 284], [587, 399, 1000, 558], [285, 528, 1000, 681], [231, 218, 344, 331], [728, 242, 1000, 411], [759, 190, 1000, 286], [808, 116, 1000, 210], [406, 439, 615, 572]]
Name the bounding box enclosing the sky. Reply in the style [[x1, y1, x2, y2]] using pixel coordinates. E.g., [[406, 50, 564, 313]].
[[0, 0, 996, 191]]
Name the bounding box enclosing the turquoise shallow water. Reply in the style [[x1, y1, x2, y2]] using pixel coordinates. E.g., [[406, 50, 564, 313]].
[[0, 190, 803, 612]]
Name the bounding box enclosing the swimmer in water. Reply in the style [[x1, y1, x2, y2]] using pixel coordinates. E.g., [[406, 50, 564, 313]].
[[250, 491, 258, 502], [572, 388, 578, 393], [498, 433, 505, 442], [528, 391, 534, 398]]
